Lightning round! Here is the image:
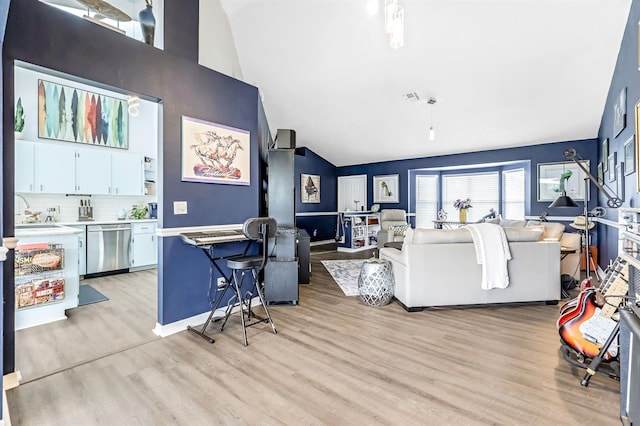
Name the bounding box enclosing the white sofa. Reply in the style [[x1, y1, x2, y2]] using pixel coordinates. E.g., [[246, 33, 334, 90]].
[[379, 226, 561, 311]]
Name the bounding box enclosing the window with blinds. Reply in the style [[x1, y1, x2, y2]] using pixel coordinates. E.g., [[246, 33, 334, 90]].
[[415, 175, 438, 229], [442, 172, 499, 222], [502, 168, 525, 219]]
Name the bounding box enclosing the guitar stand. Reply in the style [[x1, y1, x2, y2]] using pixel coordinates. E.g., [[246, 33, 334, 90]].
[[580, 321, 620, 387], [560, 333, 620, 386]]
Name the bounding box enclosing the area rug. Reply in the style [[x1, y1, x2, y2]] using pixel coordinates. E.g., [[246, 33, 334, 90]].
[[78, 285, 109, 306], [321, 259, 366, 296]]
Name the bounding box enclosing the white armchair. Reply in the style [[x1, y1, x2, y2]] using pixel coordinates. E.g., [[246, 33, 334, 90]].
[[377, 209, 408, 248]]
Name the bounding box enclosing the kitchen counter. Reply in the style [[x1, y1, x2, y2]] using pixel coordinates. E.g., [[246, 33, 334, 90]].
[[15, 224, 83, 237], [16, 219, 158, 228]]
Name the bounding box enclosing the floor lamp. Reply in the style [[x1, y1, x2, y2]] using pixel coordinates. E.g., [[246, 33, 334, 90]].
[[549, 149, 622, 281]]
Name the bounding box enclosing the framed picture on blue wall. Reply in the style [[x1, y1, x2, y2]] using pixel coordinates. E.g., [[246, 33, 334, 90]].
[[597, 162, 604, 184], [301, 174, 320, 203], [537, 161, 589, 202], [614, 87, 627, 137], [373, 174, 399, 203], [609, 152, 617, 181], [180, 116, 251, 185], [617, 163, 624, 202], [625, 136, 635, 175]]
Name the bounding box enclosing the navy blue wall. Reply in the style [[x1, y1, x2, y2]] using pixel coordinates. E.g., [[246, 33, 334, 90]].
[[295, 147, 338, 241], [2, 0, 260, 326], [338, 139, 598, 222], [597, 0, 638, 269], [291, 139, 598, 241]]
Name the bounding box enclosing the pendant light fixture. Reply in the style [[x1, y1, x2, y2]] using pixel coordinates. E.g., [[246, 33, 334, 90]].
[[428, 97, 437, 141]]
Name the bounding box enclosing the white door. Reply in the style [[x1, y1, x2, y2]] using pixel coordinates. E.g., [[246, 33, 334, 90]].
[[338, 174, 367, 212]]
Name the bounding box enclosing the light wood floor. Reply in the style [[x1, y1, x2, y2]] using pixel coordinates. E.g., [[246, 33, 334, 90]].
[[8, 250, 621, 425]]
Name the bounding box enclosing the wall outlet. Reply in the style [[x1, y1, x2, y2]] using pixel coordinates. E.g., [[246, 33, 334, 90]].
[[217, 277, 227, 288]]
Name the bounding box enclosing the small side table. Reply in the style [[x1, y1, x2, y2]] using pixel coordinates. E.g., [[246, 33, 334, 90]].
[[358, 258, 394, 307]]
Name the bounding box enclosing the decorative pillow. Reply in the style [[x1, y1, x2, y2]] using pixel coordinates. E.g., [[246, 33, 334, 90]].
[[484, 217, 500, 224], [388, 224, 409, 236], [526, 222, 565, 241]]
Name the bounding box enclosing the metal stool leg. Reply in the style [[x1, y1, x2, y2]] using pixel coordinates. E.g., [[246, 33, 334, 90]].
[[232, 269, 250, 346], [252, 269, 277, 334]]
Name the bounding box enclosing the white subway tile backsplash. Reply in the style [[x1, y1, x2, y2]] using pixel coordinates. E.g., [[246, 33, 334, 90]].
[[15, 193, 157, 223]]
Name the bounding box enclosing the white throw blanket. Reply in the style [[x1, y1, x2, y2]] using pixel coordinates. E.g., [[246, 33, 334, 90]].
[[465, 223, 512, 290]]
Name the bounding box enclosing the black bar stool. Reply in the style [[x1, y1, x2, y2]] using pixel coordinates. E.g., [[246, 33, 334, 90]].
[[220, 217, 278, 346]]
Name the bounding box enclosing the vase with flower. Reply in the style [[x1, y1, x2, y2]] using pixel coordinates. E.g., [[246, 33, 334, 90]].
[[454, 198, 472, 223]]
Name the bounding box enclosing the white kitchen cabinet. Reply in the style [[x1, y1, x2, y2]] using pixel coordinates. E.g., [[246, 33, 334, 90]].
[[75, 149, 111, 195], [15, 140, 35, 193], [15, 142, 146, 196], [131, 222, 157, 268], [111, 152, 144, 196], [34, 143, 76, 194]]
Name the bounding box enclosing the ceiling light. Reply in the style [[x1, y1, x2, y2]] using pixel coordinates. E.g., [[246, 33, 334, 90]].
[[384, 0, 398, 33], [127, 95, 140, 116], [384, 0, 404, 49]]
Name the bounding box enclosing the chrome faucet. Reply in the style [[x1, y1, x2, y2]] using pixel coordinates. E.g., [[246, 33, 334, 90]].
[[15, 194, 30, 214]]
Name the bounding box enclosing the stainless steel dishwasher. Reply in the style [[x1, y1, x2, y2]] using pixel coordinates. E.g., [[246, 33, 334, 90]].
[[87, 224, 132, 274]]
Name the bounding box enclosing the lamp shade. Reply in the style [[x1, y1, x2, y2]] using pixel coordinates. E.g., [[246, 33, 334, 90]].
[[548, 193, 579, 208]]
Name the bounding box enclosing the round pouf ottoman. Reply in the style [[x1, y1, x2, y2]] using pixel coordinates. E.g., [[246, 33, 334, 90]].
[[358, 258, 394, 307]]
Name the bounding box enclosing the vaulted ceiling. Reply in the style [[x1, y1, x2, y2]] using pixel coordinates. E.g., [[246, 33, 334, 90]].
[[220, 0, 631, 167]]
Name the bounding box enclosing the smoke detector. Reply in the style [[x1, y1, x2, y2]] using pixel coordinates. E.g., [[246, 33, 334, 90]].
[[402, 92, 421, 102]]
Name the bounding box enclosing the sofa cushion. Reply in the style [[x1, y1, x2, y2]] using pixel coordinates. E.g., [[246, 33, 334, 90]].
[[500, 219, 526, 228], [503, 227, 544, 242], [404, 227, 415, 244], [410, 227, 543, 244], [412, 228, 473, 244]]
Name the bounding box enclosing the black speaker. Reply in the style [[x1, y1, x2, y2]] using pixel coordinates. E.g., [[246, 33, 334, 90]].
[[275, 129, 296, 149]]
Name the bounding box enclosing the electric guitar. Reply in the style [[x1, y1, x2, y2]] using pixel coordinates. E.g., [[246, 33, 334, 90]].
[[558, 262, 628, 359], [557, 257, 625, 323]]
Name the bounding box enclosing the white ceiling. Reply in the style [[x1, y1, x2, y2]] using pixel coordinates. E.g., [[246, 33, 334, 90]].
[[220, 0, 632, 167]]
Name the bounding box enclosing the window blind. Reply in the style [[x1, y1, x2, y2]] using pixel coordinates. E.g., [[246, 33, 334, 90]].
[[415, 175, 438, 229], [442, 172, 499, 222], [502, 168, 525, 220]]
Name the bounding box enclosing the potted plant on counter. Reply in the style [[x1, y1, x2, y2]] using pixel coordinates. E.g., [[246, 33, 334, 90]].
[[130, 203, 149, 220]]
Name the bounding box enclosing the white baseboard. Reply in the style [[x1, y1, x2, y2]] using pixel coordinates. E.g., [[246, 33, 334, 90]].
[[152, 297, 260, 338], [310, 239, 336, 246]]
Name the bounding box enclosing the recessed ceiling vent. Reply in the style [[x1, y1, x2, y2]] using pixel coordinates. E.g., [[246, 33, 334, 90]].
[[427, 97, 437, 104], [403, 92, 420, 102]]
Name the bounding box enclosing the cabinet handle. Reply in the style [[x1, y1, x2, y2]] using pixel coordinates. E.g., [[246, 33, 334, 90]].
[[115, 188, 119, 194], [40, 184, 43, 191], [29, 184, 32, 191], [108, 187, 111, 194]]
